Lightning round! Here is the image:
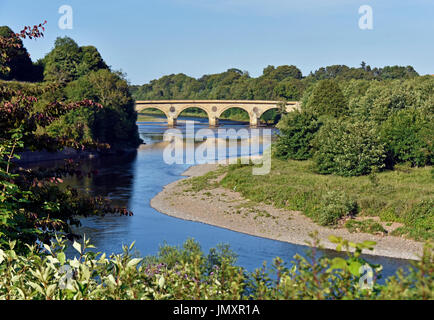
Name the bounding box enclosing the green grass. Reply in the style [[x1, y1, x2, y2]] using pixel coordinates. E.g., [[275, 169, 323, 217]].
[[345, 219, 387, 235], [188, 159, 433, 241]]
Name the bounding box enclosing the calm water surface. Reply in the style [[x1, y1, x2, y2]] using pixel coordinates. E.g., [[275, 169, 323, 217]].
[[55, 116, 412, 278]]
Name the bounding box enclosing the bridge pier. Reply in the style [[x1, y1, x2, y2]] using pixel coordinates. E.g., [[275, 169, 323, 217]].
[[250, 116, 259, 127], [167, 117, 177, 127], [209, 117, 219, 127]]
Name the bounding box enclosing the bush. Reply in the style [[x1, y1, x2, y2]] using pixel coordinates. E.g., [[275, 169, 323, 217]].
[[273, 111, 321, 160], [312, 119, 387, 176], [316, 191, 359, 226], [392, 200, 434, 241], [345, 219, 387, 235], [380, 108, 433, 167]]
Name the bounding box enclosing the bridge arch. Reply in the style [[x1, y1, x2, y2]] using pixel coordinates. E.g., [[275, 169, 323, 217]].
[[175, 105, 212, 119], [216, 105, 250, 123], [255, 105, 280, 118], [217, 105, 261, 126], [135, 105, 177, 126], [136, 105, 169, 118]]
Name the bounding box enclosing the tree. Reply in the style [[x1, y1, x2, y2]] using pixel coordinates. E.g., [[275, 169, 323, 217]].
[[303, 79, 348, 117], [273, 110, 321, 160], [77, 46, 108, 77], [58, 69, 141, 148], [42, 37, 108, 83], [0, 26, 35, 81], [312, 119, 387, 176], [0, 23, 131, 252], [380, 108, 433, 167], [273, 79, 305, 100], [264, 65, 303, 81], [379, 66, 419, 80]]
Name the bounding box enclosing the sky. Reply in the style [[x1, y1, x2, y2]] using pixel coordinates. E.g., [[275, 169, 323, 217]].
[[1, 0, 433, 84]]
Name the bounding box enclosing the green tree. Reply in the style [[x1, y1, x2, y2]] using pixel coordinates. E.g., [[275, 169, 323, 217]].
[[0, 26, 35, 81], [274, 111, 321, 160], [303, 79, 348, 117], [273, 79, 305, 100], [380, 108, 433, 167], [55, 69, 141, 148], [76, 46, 108, 77], [264, 65, 302, 81], [379, 66, 419, 80], [312, 119, 387, 176], [42, 37, 108, 83]]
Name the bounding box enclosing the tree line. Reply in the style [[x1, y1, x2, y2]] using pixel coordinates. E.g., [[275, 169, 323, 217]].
[[130, 63, 420, 122], [274, 76, 433, 176]]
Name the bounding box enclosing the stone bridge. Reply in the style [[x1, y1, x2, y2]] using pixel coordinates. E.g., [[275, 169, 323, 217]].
[[135, 100, 300, 127]]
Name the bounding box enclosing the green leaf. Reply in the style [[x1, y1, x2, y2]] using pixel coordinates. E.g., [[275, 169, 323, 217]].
[[349, 261, 362, 276], [158, 276, 165, 288], [72, 242, 81, 254], [330, 257, 347, 270], [362, 240, 377, 248], [126, 258, 142, 269], [328, 235, 340, 243], [57, 252, 66, 265]]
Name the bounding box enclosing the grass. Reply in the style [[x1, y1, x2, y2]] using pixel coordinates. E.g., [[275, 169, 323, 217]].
[[187, 159, 433, 241], [345, 219, 387, 235]]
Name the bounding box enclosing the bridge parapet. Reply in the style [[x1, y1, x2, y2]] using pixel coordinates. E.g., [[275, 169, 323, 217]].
[[135, 100, 300, 127]]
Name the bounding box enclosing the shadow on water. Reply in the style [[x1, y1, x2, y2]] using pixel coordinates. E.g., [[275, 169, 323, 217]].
[[33, 115, 414, 280]]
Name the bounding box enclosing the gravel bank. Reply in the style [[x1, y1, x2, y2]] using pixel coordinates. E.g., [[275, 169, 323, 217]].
[[151, 162, 424, 260]]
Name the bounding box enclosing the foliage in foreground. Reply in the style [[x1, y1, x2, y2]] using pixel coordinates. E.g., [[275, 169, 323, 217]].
[[0, 236, 432, 300]]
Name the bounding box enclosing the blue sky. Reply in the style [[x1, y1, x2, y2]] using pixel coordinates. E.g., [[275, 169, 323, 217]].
[[1, 0, 433, 84]]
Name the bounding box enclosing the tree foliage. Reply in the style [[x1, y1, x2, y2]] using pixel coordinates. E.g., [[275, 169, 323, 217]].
[[42, 37, 108, 83], [303, 79, 348, 118], [273, 110, 321, 160], [380, 107, 433, 167], [0, 24, 131, 253], [0, 25, 44, 82], [49, 69, 141, 148], [312, 120, 387, 176]]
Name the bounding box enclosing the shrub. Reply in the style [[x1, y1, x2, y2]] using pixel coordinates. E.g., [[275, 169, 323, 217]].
[[392, 200, 434, 241], [380, 108, 433, 167], [315, 191, 359, 226], [312, 119, 387, 176], [345, 219, 387, 235], [273, 111, 322, 160]]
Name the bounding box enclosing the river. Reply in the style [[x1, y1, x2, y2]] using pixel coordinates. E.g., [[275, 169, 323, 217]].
[[47, 115, 412, 279]]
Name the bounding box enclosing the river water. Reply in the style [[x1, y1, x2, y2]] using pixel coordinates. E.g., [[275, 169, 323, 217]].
[[55, 115, 412, 279]]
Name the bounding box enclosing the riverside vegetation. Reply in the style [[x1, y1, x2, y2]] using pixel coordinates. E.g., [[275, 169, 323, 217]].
[[0, 236, 432, 300], [0, 23, 432, 299]]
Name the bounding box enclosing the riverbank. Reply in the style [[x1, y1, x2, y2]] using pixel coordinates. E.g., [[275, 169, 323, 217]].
[[151, 162, 425, 260]]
